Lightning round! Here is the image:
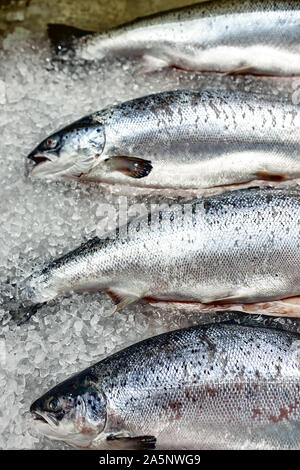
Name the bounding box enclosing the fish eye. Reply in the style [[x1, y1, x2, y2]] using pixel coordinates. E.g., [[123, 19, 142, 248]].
[[47, 396, 62, 412], [43, 136, 60, 150]]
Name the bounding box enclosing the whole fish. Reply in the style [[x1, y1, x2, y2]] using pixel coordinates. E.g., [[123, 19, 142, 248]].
[[30, 322, 300, 449], [68, 0, 300, 76], [27, 89, 300, 190], [11, 188, 300, 323]]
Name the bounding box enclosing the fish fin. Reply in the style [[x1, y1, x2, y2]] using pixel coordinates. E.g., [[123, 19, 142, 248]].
[[106, 156, 152, 179], [106, 434, 156, 450], [47, 24, 93, 55], [146, 298, 300, 318], [224, 66, 256, 76], [140, 54, 168, 73], [255, 171, 286, 182], [106, 290, 139, 312], [221, 314, 299, 333], [226, 297, 300, 318]]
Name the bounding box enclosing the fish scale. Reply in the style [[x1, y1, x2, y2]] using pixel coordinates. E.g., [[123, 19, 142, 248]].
[[30, 323, 300, 449]]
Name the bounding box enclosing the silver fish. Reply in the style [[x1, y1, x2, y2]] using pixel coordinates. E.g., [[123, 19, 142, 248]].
[[12, 188, 300, 323], [27, 89, 300, 190], [72, 0, 300, 76], [30, 322, 300, 449]]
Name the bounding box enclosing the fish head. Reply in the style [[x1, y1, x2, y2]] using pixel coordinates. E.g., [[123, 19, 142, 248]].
[[30, 372, 106, 448], [26, 115, 105, 180]]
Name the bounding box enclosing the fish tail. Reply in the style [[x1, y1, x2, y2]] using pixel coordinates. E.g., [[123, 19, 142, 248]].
[[0, 298, 43, 327], [10, 303, 43, 326], [0, 278, 43, 327]]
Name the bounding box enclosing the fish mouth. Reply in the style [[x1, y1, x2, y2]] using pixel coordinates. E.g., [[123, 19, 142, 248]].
[[27, 148, 54, 166], [26, 150, 53, 176], [29, 155, 50, 165], [27, 149, 101, 180], [30, 410, 93, 446], [31, 410, 59, 427], [32, 411, 48, 423], [26, 151, 64, 179]]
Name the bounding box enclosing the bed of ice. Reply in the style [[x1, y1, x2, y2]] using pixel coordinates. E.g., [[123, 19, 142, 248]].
[[0, 27, 300, 450]]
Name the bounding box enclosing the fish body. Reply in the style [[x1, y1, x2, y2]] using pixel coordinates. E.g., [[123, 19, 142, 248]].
[[73, 0, 300, 76], [30, 323, 300, 449], [14, 188, 300, 322], [27, 89, 300, 190]]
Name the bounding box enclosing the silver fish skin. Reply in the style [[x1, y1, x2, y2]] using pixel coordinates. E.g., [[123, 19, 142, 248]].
[[12, 188, 300, 322], [27, 89, 300, 190], [74, 0, 300, 76], [30, 323, 300, 450]]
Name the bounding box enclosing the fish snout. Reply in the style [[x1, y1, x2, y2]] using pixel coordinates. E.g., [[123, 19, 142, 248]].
[[26, 146, 56, 178], [27, 148, 38, 162], [30, 400, 38, 414], [30, 399, 44, 418], [25, 150, 37, 177], [30, 398, 45, 416], [28, 146, 51, 163], [30, 400, 49, 425]]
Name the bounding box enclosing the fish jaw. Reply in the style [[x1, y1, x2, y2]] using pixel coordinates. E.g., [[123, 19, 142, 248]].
[[31, 412, 96, 448], [27, 149, 98, 180], [26, 151, 50, 173], [27, 154, 63, 179]]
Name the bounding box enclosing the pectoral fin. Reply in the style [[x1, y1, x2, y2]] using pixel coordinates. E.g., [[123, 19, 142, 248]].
[[140, 54, 169, 73], [106, 290, 139, 312], [255, 171, 286, 182], [224, 66, 256, 76], [146, 298, 300, 318], [106, 433, 156, 450], [105, 156, 152, 179]]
